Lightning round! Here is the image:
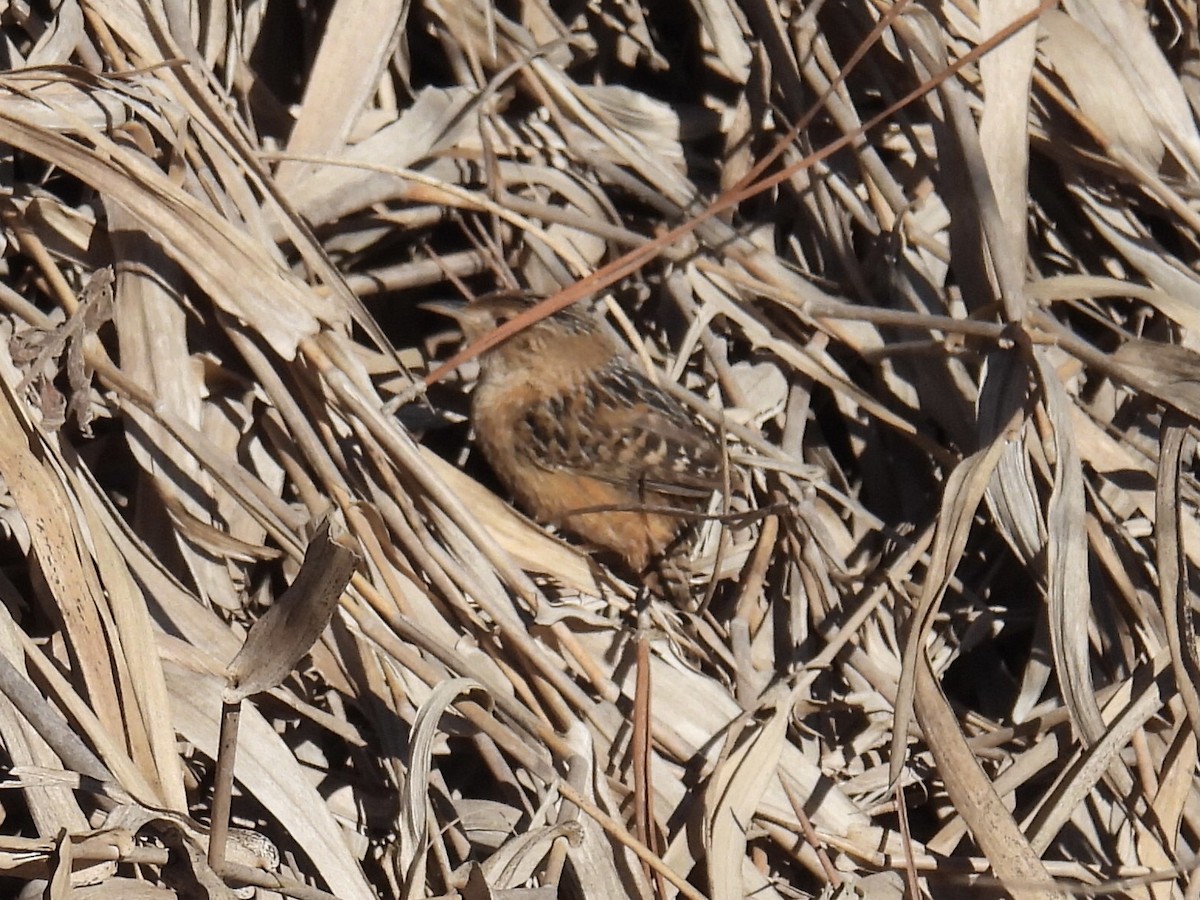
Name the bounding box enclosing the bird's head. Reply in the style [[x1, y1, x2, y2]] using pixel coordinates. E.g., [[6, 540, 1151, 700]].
[[423, 293, 616, 380]]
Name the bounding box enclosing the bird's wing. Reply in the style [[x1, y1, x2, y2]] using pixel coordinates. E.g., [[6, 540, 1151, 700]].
[[515, 360, 722, 499]]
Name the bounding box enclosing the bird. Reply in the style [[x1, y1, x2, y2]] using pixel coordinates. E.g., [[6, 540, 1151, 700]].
[[429, 294, 722, 596]]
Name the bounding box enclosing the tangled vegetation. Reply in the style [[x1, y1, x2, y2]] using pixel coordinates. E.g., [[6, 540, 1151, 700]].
[[0, 1, 1197, 898]]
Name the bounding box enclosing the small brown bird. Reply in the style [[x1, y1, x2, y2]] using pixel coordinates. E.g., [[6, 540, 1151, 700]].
[[434, 295, 721, 591]]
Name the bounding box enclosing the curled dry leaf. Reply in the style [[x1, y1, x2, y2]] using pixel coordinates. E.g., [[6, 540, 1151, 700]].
[[225, 512, 361, 702]]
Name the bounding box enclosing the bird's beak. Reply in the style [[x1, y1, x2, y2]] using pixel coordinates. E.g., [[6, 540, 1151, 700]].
[[418, 299, 469, 321], [419, 300, 499, 344], [420, 300, 477, 334]]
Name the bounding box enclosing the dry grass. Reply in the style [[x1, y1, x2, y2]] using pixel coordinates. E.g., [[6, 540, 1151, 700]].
[[0, 0, 1198, 897]]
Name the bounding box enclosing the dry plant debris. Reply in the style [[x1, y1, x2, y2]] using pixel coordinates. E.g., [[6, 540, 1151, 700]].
[[0, 0, 1197, 898]]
